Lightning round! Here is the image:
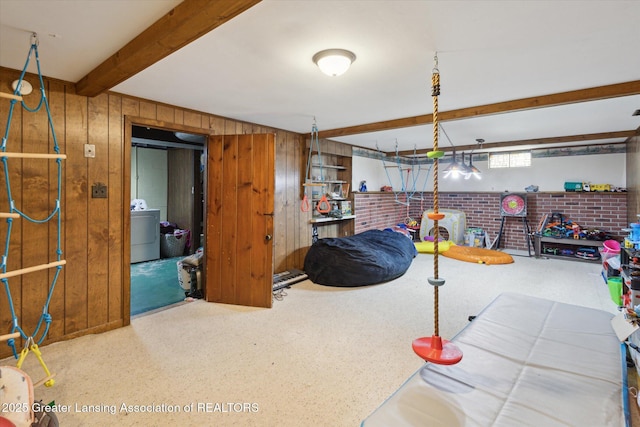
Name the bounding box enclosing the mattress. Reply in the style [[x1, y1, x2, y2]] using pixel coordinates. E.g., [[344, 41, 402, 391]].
[[362, 292, 627, 426]]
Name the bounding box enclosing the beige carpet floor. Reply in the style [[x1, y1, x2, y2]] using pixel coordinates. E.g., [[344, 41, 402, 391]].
[[3, 253, 617, 426]]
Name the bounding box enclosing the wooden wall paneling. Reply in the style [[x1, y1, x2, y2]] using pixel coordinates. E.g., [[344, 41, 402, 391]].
[[139, 101, 156, 120], [107, 94, 123, 323], [209, 116, 225, 135], [0, 70, 24, 357], [167, 148, 195, 250], [193, 150, 204, 249], [183, 110, 203, 129], [0, 71, 321, 349], [174, 109, 184, 126], [21, 79, 51, 342], [205, 135, 224, 302], [284, 132, 298, 270], [63, 91, 89, 334], [299, 135, 312, 260], [156, 105, 175, 123], [86, 94, 110, 328], [46, 80, 67, 341], [292, 134, 305, 267], [121, 98, 140, 118], [273, 131, 287, 272], [326, 139, 337, 157]]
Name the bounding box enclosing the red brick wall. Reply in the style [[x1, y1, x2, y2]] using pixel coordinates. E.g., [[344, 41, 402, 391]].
[[354, 191, 628, 251]]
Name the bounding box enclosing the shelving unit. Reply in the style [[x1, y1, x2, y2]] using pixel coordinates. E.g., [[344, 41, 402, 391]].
[[303, 140, 354, 238], [534, 235, 604, 262], [621, 247, 640, 307], [307, 153, 354, 225]]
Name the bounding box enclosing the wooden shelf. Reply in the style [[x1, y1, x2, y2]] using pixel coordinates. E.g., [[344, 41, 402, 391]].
[[312, 163, 346, 170], [306, 180, 347, 184], [312, 197, 346, 202], [309, 215, 355, 224], [534, 234, 604, 263]]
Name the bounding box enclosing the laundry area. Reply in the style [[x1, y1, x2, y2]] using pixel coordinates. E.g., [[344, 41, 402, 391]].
[[130, 126, 205, 314]]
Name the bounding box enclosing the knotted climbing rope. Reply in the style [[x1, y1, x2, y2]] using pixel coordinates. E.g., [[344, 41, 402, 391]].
[[0, 33, 64, 387], [412, 53, 463, 365]]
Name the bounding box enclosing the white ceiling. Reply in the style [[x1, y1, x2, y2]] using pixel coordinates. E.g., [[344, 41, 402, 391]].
[[0, 0, 638, 154]]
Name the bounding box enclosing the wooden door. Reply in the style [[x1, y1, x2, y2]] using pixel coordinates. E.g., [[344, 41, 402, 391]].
[[205, 133, 274, 308]]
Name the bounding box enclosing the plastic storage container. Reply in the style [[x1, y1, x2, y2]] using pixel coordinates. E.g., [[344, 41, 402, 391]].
[[607, 276, 622, 306]]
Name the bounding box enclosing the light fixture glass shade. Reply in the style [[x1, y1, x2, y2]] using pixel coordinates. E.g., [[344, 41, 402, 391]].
[[443, 151, 467, 179], [465, 154, 482, 180], [313, 49, 356, 76]]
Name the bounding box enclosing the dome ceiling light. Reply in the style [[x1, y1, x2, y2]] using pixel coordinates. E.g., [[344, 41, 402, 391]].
[[312, 49, 356, 77]]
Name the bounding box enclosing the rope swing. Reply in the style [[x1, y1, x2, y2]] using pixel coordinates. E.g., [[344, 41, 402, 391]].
[[412, 53, 463, 365], [302, 119, 331, 214]]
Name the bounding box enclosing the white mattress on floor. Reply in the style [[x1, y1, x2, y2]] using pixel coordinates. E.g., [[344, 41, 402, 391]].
[[362, 292, 626, 427]]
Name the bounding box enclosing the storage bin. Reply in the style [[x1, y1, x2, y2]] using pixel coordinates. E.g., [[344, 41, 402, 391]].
[[607, 276, 622, 306], [464, 228, 485, 247]]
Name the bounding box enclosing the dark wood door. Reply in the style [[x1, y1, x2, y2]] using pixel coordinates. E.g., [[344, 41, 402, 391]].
[[205, 133, 274, 308]]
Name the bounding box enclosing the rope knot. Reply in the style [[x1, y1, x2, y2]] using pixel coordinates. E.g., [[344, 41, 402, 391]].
[[43, 313, 52, 323]]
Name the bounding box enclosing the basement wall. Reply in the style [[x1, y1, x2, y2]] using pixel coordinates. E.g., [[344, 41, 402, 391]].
[[354, 191, 628, 252], [0, 67, 308, 358]]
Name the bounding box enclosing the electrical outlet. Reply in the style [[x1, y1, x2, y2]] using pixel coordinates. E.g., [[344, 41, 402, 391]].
[[92, 183, 107, 198], [84, 144, 95, 158]]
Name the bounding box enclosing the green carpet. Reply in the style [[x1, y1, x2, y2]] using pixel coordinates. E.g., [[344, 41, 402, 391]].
[[131, 256, 186, 316]]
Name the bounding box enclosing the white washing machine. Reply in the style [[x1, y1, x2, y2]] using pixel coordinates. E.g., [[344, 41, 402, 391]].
[[131, 209, 160, 263]]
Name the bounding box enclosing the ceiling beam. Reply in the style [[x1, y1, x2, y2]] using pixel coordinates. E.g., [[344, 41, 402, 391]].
[[75, 0, 262, 97], [395, 130, 633, 157], [316, 80, 640, 139]]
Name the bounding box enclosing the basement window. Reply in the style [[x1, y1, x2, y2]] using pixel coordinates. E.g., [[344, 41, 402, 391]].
[[488, 152, 531, 169]]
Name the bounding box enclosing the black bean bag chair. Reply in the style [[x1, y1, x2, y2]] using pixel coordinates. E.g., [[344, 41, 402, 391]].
[[303, 229, 417, 287]]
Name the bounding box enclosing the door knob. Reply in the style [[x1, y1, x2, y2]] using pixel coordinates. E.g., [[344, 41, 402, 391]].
[[265, 234, 272, 241]]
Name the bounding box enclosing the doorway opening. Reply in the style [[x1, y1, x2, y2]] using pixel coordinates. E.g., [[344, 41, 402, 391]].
[[128, 124, 206, 317]]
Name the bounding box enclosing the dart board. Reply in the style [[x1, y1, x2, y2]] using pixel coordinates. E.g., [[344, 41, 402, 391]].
[[500, 193, 527, 217]]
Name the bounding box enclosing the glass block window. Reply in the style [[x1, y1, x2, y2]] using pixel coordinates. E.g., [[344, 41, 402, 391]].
[[489, 152, 531, 169]]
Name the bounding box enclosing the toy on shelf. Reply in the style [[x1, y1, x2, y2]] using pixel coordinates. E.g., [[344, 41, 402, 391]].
[[623, 214, 640, 249], [563, 182, 626, 192], [540, 212, 612, 242]]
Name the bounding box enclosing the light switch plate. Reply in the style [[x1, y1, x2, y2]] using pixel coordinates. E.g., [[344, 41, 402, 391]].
[[84, 144, 95, 158]]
